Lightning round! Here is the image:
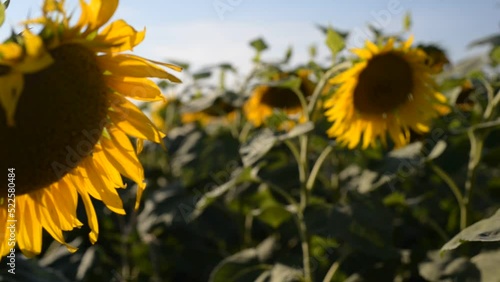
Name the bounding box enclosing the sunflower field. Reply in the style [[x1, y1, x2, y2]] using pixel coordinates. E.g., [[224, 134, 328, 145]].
[[1, 1, 500, 281]]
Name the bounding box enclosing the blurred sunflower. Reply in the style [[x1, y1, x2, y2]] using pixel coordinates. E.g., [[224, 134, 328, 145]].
[[324, 36, 449, 149], [244, 69, 315, 130], [418, 44, 450, 73], [182, 99, 237, 126], [0, 0, 180, 257], [455, 79, 475, 112]]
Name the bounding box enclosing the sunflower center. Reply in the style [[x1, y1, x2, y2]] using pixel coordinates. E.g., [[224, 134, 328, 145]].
[[261, 83, 310, 110], [353, 52, 413, 115], [203, 101, 235, 116], [0, 44, 109, 196]]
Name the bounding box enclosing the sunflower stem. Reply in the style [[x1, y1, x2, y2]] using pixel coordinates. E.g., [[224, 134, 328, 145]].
[[306, 144, 334, 191], [307, 61, 351, 117], [296, 211, 313, 282], [263, 179, 312, 281], [285, 135, 312, 281], [238, 121, 253, 143], [322, 256, 345, 282], [292, 87, 310, 123], [285, 140, 306, 185], [463, 129, 486, 228], [482, 78, 497, 120], [428, 162, 467, 230], [299, 134, 313, 281]]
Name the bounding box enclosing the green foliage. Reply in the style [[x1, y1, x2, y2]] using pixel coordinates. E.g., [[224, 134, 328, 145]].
[[441, 208, 500, 252], [325, 26, 345, 60], [0, 1, 6, 28], [403, 12, 412, 31]]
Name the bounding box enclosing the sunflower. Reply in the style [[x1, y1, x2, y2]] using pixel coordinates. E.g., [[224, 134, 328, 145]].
[[324, 36, 449, 149], [243, 69, 315, 130], [0, 0, 180, 258], [455, 79, 475, 112], [417, 44, 450, 73], [182, 99, 237, 126]]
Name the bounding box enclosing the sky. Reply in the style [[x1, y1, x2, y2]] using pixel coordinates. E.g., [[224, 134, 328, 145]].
[[1, 0, 499, 79]]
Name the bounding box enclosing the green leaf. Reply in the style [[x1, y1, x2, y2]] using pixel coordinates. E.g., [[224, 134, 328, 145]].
[[240, 129, 277, 167], [441, 208, 500, 252], [276, 121, 314, 141], [305, 196, 398, 259], [468, 33, 500, 48], [168, 59, 189, 70], [426, 140, 447, 161], [340, 140, 444, 194], [191, 167, 255, 219], [181, 94, 219, 113], [250, 38, 268, 52], [0, 2, 5, 28], [383, 192, 407, 207], [193, 71, 212, 80], [219, 63, 237, 72], [268, 76, 302, 90], [470, 249, 500, 282], [309, 44, 317, 59], [325, 26, 345, 58], [209, 236, 276, 282], [403, 12, 412, 31], [489, 45, 500, 66], [419, 251, 480, 281], [267, 264, 302, 282], [282, 46, 293, 64], [240, 122, 313, 167], [316, 24, 348, 38], [255, 205, 292, 229]]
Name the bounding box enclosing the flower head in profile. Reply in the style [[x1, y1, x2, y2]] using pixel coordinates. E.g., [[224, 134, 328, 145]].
[[417, 44, 450, 73], [0, 0, 180, 257], [324, 36, 449, 149], [244, 69, 315, 130]]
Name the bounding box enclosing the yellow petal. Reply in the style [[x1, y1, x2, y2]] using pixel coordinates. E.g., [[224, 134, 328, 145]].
[[109, 94, 164, 143], [102, 126, 147, 209], [43, 0, 66, 13], [136, 139, 144, 155], [144, 58, 184, 72], [35, 191, 78, 252], [403, 35, 414, 50], [101, 126, 144, 186], [0, 42, 23, 61], [75, 0, 90, 30], [365, 40, 379, 54], [16, 31, 54, 73], [57, 178, 84, 226], [23, 29, 45, 58], [96, 19, 145, 52], [82, 158, 125, 215], [0, 73, 24, 127], [97, 54, 181, 82], [382, 38, 395, 52], [86, 0, 119, 32], [74, 181, 99, 244], [93, 145, 126, 188], [105, 75, 164, 101], [17, 196, 43, 257], [351, 47, 372, 59]]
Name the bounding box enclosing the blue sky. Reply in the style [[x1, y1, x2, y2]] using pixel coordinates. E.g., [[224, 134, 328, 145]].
[[1, 0, 499, 75]]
